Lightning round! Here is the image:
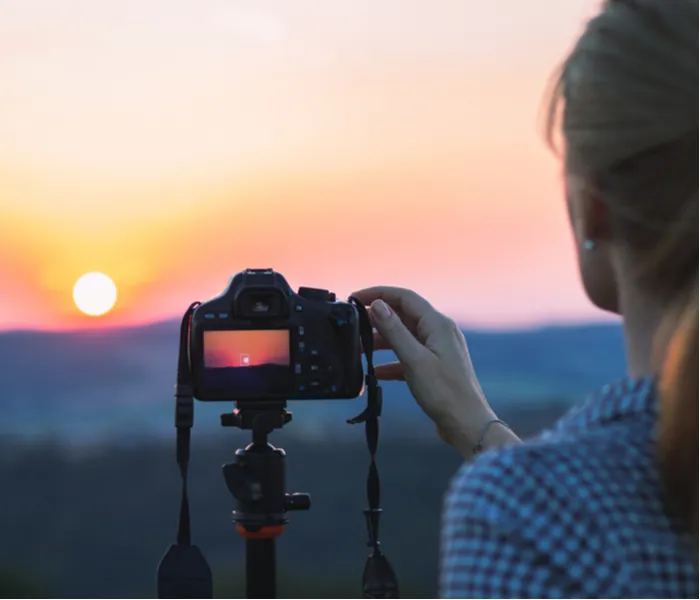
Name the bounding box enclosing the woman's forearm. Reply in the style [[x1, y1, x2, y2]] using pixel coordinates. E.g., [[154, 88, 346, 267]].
[[479, 420, 521, 452]]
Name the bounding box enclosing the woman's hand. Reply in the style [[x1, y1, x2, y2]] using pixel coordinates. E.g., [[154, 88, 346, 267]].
[[351, 286, 519, 458]]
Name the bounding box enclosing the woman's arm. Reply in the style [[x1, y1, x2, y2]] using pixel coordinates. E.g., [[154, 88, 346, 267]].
[[351, 286, 523, 457]]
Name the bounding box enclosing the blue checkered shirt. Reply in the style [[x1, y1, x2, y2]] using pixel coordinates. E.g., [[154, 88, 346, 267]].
[[440, 376, 699, 598]]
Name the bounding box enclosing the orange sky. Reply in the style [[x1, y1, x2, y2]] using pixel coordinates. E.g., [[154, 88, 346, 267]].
[[0, 0, 616, 331]]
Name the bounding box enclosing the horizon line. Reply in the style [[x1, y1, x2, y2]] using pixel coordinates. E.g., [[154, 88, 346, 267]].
[[0, 314, 621, 336]]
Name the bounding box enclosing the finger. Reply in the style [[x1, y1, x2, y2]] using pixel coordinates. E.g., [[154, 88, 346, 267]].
[[370, 299, 425, 366], [374, 361, 405, 381], [352, 286, 444, 340], [360, 330, 391, 353], [364, 292, 419, 338], [373, 330, 392, 351], [352, 286, 433, 319]]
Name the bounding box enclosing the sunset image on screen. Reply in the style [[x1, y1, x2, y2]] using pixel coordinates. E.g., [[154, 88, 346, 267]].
[[202, 329, 292, 394], [203, 330, 290, 368]]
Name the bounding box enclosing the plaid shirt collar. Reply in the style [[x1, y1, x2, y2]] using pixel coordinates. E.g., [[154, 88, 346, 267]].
[[555, 375, 657, 433]]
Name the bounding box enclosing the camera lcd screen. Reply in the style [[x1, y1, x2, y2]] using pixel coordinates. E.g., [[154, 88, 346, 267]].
[[202, 330, 292, 395]]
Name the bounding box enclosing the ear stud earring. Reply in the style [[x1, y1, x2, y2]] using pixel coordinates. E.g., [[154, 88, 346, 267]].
[[583, 239, 596, 251]]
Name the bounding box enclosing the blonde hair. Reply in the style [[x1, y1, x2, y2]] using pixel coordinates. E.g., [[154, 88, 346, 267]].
[[545, 0, 698, 298], [657, 280, 698, 538]]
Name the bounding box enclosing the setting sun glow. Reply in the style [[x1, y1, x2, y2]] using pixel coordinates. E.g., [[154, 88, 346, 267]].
[[0, 0, 609, 332], [73, 273, 118, 317]]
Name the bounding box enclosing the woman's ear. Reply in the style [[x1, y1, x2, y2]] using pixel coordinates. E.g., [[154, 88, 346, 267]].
[[566, 176, 620, 314], [579, 184, 611, 243]]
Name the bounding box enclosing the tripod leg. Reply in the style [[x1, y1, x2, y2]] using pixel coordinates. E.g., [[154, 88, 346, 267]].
[[246, 539, 276, 599]]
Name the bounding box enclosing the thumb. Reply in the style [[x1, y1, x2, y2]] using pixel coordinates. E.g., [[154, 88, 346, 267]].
[[370, 300, 424, 366]]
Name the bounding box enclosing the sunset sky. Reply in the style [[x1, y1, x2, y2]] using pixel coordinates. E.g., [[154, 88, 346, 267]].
[[0, 0, 615, 331]]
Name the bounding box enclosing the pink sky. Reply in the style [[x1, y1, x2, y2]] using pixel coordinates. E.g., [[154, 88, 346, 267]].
[[0, 0, 616, 331]]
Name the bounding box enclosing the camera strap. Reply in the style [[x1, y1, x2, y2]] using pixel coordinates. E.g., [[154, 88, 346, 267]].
[[347, 297, 400, 599], [157, 302, 214, 599]]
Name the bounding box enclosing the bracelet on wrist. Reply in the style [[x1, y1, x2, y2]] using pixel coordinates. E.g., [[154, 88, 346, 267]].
[[472, 418, 509, 455]]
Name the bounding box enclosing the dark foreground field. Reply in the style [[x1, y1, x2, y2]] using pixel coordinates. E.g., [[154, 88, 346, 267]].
[[0, 435, 470, 598]]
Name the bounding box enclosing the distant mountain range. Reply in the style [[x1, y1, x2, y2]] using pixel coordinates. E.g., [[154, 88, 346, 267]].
[[0, 320, 629, 598], [0, 320, 627, 444]]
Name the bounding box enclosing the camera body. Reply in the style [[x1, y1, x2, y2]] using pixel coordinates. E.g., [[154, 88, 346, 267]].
[[190, 269, 364, 401]]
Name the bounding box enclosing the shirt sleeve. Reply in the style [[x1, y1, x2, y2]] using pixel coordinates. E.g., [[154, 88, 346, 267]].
[[439, 453, 587, 599]]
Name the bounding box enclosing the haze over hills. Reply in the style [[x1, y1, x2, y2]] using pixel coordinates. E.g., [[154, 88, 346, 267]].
[[0, 318, 630, 598], [0, 319, 627, 444]]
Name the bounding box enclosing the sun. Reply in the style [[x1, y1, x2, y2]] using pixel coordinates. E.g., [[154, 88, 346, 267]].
[[73, 272, 118, 317]]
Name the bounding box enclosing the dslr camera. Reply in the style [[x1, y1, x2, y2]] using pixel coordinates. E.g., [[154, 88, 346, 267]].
[[157, 268, 399, 600], [189, 268, 364, 401]]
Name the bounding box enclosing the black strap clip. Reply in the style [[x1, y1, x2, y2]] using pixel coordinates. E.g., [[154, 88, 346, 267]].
[[175, 384, 194, 428]]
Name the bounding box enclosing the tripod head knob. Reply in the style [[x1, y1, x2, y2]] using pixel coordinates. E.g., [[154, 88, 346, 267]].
[[285, 493, 311, 512]]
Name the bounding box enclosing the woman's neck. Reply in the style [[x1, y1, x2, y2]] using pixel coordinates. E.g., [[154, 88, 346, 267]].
[[618, 282, 668, 379]]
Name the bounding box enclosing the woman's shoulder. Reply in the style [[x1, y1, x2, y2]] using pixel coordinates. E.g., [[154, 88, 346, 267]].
[[444, 428, 632, 543], [446, 377, 661, 521], [445, 421, 649, 532], [441, 439, 633, 598], [441, 377, 697, 599], [549, 375, 658, 436]]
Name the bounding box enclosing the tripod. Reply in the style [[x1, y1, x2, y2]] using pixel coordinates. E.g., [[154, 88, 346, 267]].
[[221, 400, 310, 599]]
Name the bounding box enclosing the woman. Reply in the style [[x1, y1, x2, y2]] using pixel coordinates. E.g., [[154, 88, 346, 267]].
[[353, 0, 698, 597]]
